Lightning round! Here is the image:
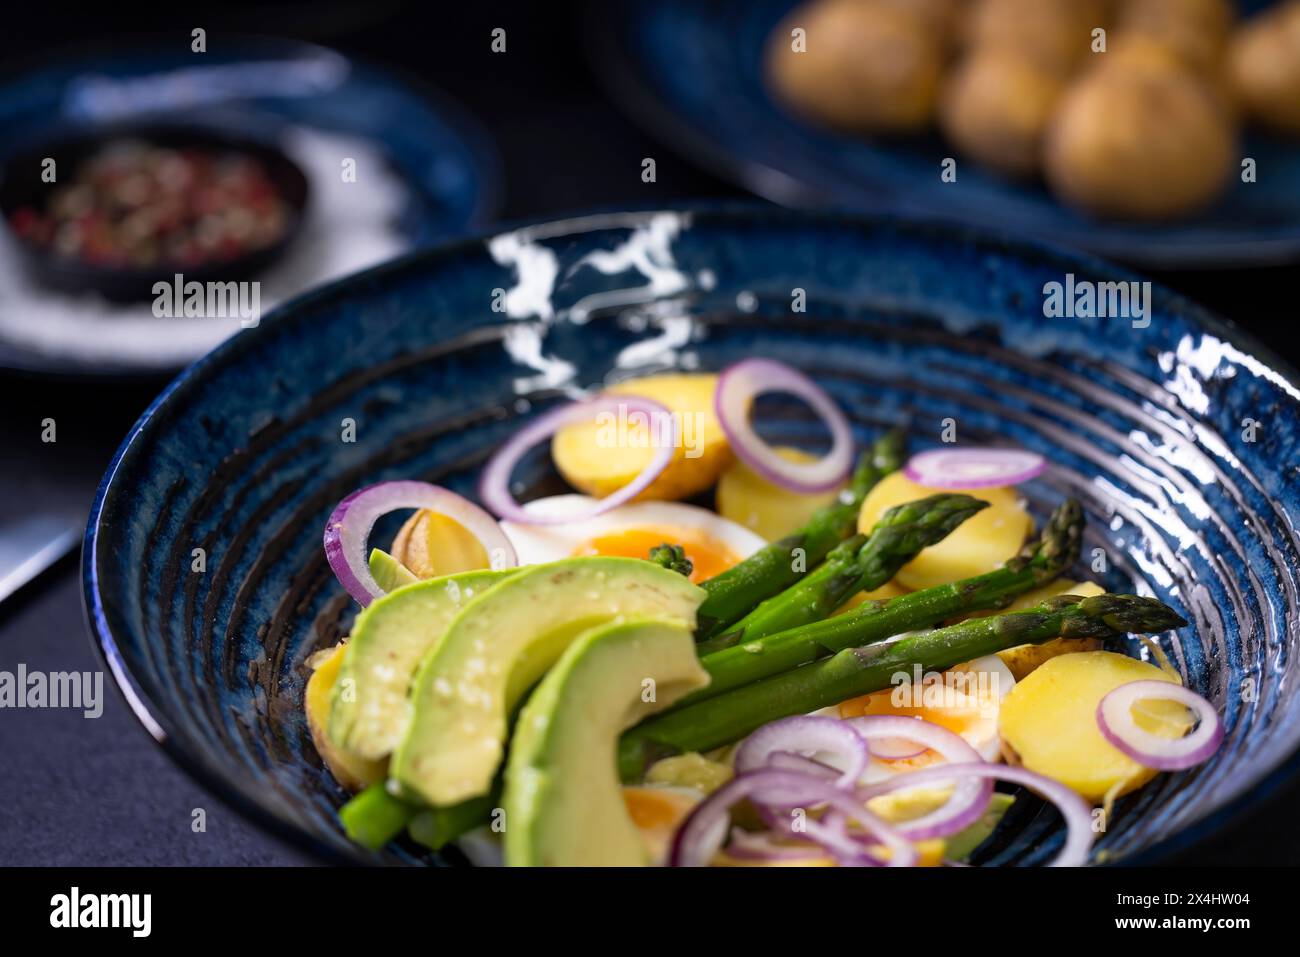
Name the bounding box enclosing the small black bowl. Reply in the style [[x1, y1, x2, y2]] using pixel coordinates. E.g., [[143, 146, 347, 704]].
[[0, 120, 309, 302]]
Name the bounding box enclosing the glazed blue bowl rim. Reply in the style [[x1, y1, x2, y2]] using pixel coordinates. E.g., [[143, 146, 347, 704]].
[[82, 201, 1300, 865]]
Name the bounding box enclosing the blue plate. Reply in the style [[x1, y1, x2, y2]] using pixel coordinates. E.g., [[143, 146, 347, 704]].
[[0, 37, 500, 378], [588, 0, 1300, 268], [84, 205, 1300, 864]]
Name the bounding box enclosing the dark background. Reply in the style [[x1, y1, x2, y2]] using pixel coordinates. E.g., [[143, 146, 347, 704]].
[[0, 1, 1294, 866]]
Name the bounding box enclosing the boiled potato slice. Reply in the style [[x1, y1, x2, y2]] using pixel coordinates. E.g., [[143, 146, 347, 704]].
[[304, 644, 387, 792], [552, 373, 732, 502], [391, 510, 491, 579], [716, 447, 844, 542], [999, 651, 1187, 803], [857, 472, 1032, 591], [994, 580, 1106, 680]]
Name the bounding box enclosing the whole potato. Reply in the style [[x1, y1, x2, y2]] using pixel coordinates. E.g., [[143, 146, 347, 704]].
[[1229, 0, 1300, 134], [766, 0, 945, 132], [1045, 59, 1235, 220], [1105, 33, 1238, 119], [874, 0, 958, 37], [964, 0, 1110, 72], [940, 49, 1068, 177], [1117, 0, 1234, 71]]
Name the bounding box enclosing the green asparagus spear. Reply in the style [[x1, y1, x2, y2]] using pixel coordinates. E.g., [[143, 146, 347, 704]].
[[648, 543, 694, 578], [694, 429, 905, 640], [340, 784, 494, 852], [696, 493, 989, 656], [617, 593, 1187, 781], [339, 783, 414, 850], [686, 497, 1083, 701]]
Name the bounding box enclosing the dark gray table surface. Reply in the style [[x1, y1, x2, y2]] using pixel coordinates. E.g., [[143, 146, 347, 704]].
[[0, 1, 1296, 866]]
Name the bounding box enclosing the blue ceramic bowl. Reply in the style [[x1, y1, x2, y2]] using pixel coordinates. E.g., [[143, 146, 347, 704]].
[[84, 205, 1300, 864], [589, 0, 1300, 268]]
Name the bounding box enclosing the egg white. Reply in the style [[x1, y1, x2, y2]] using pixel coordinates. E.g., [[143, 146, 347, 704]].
[[500, 494, 767, 567]]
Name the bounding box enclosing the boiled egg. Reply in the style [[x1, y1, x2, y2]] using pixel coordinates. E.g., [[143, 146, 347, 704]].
[[837, 654, 1016, 774], [500, 495, 766, 583], [622, 786, 702, 864]]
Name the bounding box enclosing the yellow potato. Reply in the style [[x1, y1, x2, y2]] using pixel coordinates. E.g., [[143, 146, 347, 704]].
[[1045, 57, 1235, 220], [857, 472, 1032, 591], [1228, 0, 1300, 134], [716, 447, 844, 542], [876, 0, 959, 38], [765, 0, 945, 133], [998, 651, 1187, 803], [1104, 34, 1238, 119], [391, 510, 491, 578], [304, 644, 387, 792], [940, 48, 1070, 177], [963, 0, 1105, 72], [552, 373, 732, 502], [1117, 0, 1234, 72], [994, 580, 1106, 679]]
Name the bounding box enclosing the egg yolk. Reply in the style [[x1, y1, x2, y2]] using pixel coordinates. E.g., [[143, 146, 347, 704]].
[[623, 788, 690, 830], [571, 526, 741, 583], [838, 662, 1001, 766]]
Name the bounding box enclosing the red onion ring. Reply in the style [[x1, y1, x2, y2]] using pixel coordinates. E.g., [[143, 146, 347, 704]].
[[847, 715, 991, 841], [1097, 680, 1223, 771], [323, 480, 517, 606], [766, 751, 843, 780], [868, 737, 929, 761], [863, 762, 1095, 867], [669, 770, 917, 868], [478, 395, 676, 525], [714, 358, 853, 494], [903, 447, 1046, 489], [734, 715, 870, 788]]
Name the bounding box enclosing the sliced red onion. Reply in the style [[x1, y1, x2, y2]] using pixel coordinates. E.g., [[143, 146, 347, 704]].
[[669, 770, 916, 868], [903, 447, 1047, 489], [478, 395, 676, 525], [734, 715, 870, 789], [766, 751, 843, 780], [714, 358, 853, 494], [1097, 680, 1223, 771], [323, 480, 517, 607], [864, 762, 1095, 867], [847, 715, 991, 840], [868, 737, 929, 761]]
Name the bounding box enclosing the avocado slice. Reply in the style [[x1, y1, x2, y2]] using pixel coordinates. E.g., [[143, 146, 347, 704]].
[[503, 617, 710, 866], [945, 792, 1014, 862], [392, 557, 705, 807], [368, 548, 419, 592], [329, 568, 513, 759]]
